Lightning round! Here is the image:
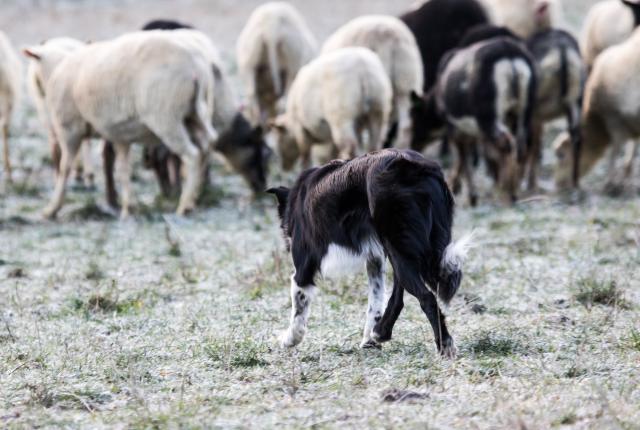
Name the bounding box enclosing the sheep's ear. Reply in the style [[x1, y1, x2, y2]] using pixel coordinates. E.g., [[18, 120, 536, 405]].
[[535, 1, 550, 19], [22, 47, 42, 60]]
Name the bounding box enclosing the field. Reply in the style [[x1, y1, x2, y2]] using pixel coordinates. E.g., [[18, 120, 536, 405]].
[[1, 0, 639, 428]]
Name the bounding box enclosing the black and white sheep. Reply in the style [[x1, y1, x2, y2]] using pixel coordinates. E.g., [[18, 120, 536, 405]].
[[411, 36, 537, 205]]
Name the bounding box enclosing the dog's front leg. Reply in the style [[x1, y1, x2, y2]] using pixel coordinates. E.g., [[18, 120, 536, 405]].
[[279, 275, 316, 348], [361, 257, 386, 349]]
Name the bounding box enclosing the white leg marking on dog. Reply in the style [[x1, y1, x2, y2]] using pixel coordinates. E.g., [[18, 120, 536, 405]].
[[279, 276, 316, 348], [361, 257, 386, 349]]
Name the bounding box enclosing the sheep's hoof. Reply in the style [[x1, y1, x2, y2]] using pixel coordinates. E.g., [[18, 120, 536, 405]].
[[603, 182, 624, 197], [176, 205, 195, 217], [438, 338, 457, 360], [278, 330, 301, 349], [360, 338, 382, 350], [42, 206, 58, 220]]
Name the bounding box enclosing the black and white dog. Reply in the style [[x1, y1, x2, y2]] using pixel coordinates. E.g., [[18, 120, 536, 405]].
[[268, 149, 471, 357]]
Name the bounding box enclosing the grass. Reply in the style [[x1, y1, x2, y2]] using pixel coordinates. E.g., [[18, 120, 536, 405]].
[[1, 1, 638, 426], [574, 278, 631, 309]]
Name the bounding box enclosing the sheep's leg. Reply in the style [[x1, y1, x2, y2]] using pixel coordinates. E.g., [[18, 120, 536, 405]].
[[43, 133, 83, 219], [49, 128, 61, 176], [456, 139, 478, 206], [1, 120, 11, 183], [366, 112, 387, 153], [279, 275, 316, 348], [372, 272, 404, 344], [393, 96, 412, 150], [102, 141, 118, 209], [448, 139, 464, 195], [527, 121, 543, 192], [361, 256, 386, 349], [80, 140, 95, 189], [331, 124, 358, 160], [148, 121, 206, 215], [566, 104, 582, 187], [605, 139, 622, 187], [623, 140, 638, 180], [605, 125, 630, 189], [114, 142, 132, 220]]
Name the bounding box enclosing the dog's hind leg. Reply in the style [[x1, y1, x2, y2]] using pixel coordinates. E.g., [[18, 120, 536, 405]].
[[416, 289, 456, 359], [361, 256, 386, 349], [372, 273, 404, 344], [279, 276, 316, 348]]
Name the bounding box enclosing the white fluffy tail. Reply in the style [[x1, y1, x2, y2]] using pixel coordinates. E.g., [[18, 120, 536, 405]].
[[441, 231, 475, 273]]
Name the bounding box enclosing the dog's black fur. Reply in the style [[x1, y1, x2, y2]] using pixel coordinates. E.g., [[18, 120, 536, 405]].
[[268, 149, 464, 354]]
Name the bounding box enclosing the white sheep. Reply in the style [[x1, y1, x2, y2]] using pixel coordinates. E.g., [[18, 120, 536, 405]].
[[480, 0, 563, 38], [31, 31, 217, 219], [321, 15, 423, 149], [270, 47, 392, 170], [236, 2, 318, 126], [24, 37, 96, 188], [555, 28, 640, 190], [580, 0, 640, 71], [0, 31, 22, 183]]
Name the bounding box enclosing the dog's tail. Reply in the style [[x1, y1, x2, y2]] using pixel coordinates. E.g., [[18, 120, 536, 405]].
[[367, 152, 459, 303]]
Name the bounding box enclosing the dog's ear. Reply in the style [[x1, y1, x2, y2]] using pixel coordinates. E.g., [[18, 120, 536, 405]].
[[267, 186, 290, 220]]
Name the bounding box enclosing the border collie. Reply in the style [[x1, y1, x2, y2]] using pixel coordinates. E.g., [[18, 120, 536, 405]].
[[267, 149, 471, 357]]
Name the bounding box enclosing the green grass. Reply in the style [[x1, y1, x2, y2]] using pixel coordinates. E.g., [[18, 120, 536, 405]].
[[574, 278, 631, 309]]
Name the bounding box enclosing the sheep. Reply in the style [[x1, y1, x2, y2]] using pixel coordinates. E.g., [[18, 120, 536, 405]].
[[400, 0, 489, 94], [411, 36, 537, 205], [526, 29, 585, 190], [0, 31, 22, 183], [269, 47, 392, 170], [31, 31, 218, 218], [580, 0, 640, 71], [236, 2, 318, 126], [149, 28, 271, 196], [479, 0, 563, 39], [321, 15, 423, 149], [554, 28, 640, 191], [24, 37, 98, 189], [267, 149, 470, 356]]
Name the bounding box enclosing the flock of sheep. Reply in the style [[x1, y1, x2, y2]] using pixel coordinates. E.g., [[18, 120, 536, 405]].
[[0, 0, 639, 219]]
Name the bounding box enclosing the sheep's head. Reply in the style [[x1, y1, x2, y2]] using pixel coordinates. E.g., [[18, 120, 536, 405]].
[[268, 115, 299, 171], [553, 131, 575, 190], [215, 113, 272, 194], [409, 90, 445, 152]]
